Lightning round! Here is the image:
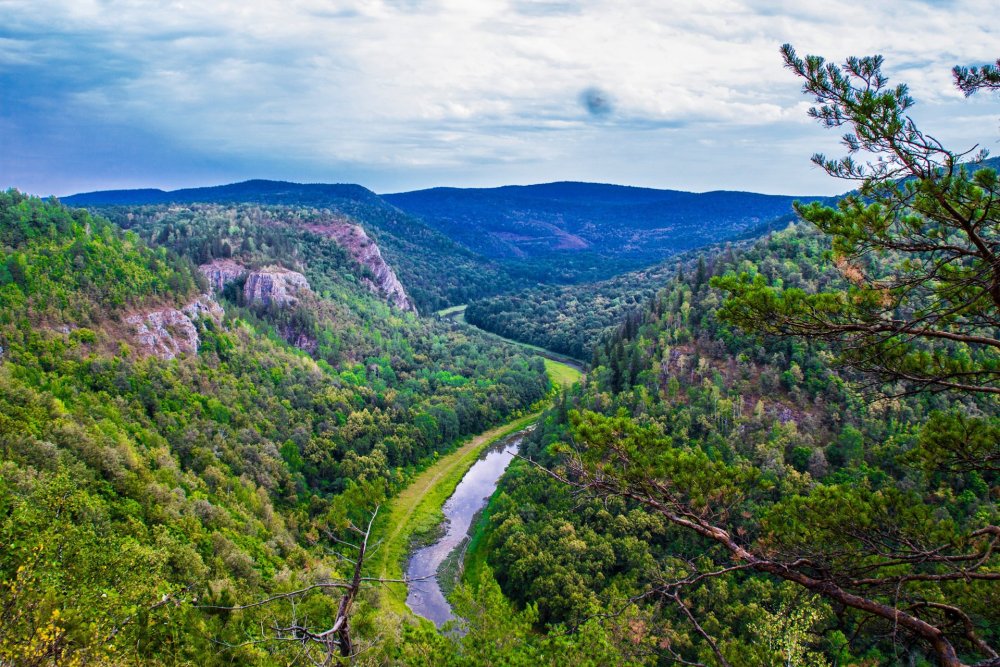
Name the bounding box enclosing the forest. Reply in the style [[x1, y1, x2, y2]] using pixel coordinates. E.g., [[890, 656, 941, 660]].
[[88, 196, 527, 315], [1, 44, 999, 667], [0, 190, 552, 664], [467, 49, 1000, 667], [476, 222, 997, 664], [464, 247, 738, 360]]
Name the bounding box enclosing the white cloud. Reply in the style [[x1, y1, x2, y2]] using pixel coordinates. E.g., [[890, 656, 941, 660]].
[[1, 0, 997, 195]]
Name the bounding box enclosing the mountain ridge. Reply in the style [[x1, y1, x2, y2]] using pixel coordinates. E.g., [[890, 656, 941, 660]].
[[383, 180, 826, 262], [61, 178, 824, 215], [61, 178, 825, 303], [384, 179, 823, 202], [61, 179, 385, 208]]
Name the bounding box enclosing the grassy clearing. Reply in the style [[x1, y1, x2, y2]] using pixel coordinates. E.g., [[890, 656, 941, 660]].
[[544, 357, 582, 387], [435, 304, 468, 321]]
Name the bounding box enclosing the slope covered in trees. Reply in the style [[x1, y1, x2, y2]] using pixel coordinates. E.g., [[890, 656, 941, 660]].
[[471, 49, 1000, 667], [476, 220, 998, 665], [0, 190, 551, 664], [65, 182, 530, 313], [66, 178, 820, 305], [384, 181, 823, 266], [464, 244, 743, 360]]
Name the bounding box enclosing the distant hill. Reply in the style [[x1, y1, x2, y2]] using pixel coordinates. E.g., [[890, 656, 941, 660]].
[[61, 178, 833, 299], [62, 179, 385, 208], [969, 155, 1000, 173], [383, 181, 829, 261], [63, 180, 529, 311]]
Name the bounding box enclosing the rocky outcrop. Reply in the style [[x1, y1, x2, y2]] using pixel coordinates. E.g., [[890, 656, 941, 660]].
[[125, 295, 224, 360], [303, 221, 417, 313], [199, 259, 247, 293], [243, 267, 311, 307], [182, 295, 225, 322]]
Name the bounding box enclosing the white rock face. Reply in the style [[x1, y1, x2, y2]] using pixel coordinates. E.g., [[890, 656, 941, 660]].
[[198, 259, 247, 293], [303, 220, 417, 313], [125, 295, 224, 360], [182, 294, 225, 322], [243, 267, 311, 307]]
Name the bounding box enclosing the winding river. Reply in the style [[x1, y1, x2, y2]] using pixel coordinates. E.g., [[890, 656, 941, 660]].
[[405, 431, 525, 626]]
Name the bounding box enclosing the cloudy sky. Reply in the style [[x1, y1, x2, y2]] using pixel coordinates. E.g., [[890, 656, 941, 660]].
[[1, 0, 997, 197]]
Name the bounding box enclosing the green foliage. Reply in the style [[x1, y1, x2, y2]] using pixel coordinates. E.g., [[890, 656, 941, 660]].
[[953, 57, 1000, 96], [909, 410, 1000, 479], [393, 568, 648, 666], [96, 201, 525, 313], [715, 47, 1000, 396], [0, 190, 199, 327], [464, 245, 746, 360], [0, 193, 551, 664], [479, 222, 998, 665]]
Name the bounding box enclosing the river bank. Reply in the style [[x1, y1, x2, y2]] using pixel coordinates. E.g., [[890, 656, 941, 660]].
[[374, 314, 583, 625], [372, 411, 545, 617], [405, 431, 526, 625]]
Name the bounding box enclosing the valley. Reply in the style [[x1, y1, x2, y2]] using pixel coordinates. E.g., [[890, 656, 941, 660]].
[[437, 304, 588, 372], [372, 412, 546, 617], [5, 2, 999, 663], [3, 155, 999, 666], [371, 342, 581, 620]]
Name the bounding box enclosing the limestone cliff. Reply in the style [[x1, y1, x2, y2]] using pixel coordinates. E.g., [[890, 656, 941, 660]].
[[125, 295, 224, 360], [198, 258, 247, 293], [243, 267, 311, 307], [303, 221, 417, 313]]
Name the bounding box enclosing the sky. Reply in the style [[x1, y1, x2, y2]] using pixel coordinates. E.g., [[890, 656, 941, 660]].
[[1, 0, 997, 197]]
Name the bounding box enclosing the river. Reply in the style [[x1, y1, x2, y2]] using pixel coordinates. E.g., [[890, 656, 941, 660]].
[[404, 431, 525, 626]]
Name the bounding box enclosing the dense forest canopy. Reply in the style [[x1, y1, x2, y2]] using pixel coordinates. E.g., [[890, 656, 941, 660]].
[[469, 48, 1000, 667], [0, 190, 552, 664], [464, 245, 743, 360]]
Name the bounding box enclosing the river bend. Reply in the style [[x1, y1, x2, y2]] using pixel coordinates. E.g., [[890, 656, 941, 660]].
[[404, 433, 523, 626]]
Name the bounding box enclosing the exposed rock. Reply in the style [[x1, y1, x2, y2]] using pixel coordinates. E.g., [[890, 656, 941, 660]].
[[243, 267, 311, 307], [303, 220, 417, 313], [199, 259, 247, 294], [125, 295, 223, 360], [182, 294, 225, 323], [280, 326, 318, 354]]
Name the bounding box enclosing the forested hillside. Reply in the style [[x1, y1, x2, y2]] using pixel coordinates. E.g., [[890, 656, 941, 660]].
[[467, 50, 1000, 667], [464, 244, 745, 360], [384, 182, 823, 266], [65, 181, 530, 312], [67, 178, 818, 301], [0, 190, 550, 664], [475, 220, 998, 665]]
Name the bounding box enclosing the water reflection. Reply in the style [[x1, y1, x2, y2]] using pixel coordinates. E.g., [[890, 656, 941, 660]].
[[405, 434, 523, 626]]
